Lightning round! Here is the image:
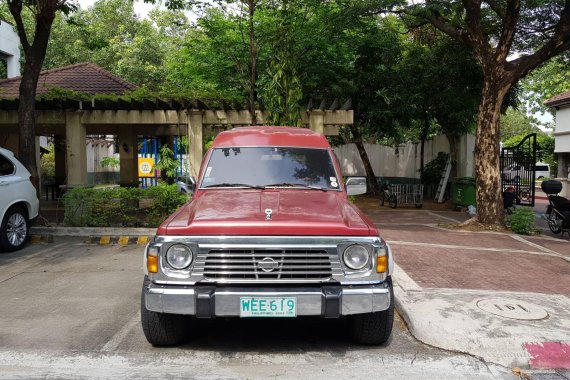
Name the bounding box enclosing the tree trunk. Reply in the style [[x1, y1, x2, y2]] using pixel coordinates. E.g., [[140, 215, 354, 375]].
[[349, 124, 380, 195], [447, 134, 459, 179], [247, 0, 257, 125], [474, 79, 509, 225]]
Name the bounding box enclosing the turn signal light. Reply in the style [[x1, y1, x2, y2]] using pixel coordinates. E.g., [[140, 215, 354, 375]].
[[147, 255, 158, 273], [376, 255, 387, 273]]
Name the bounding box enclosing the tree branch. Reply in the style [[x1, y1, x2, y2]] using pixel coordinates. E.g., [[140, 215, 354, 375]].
[[7, 0, 31, 53], [484, 0, 506, 20], [507, 0, 570, 81], [495, 0, 520, 63], [461, 0, 489, 61]]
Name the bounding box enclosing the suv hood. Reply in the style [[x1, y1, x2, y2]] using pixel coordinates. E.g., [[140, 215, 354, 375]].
[[160, 190, 373, 236]]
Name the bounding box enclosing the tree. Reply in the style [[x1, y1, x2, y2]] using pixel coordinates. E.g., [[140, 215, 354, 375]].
[[521, 53, 570, 116], [500, 107, 541, 142], [6, 0, 77, 186], [397, 1, 570, 225]]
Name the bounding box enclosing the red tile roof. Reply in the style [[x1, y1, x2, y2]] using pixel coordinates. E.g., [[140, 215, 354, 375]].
[[545, 90, 570, 107], [0, 62, 137, 99]]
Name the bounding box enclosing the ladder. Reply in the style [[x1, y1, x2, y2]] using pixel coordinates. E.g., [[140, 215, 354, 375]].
[[434, 157, 452, 203]]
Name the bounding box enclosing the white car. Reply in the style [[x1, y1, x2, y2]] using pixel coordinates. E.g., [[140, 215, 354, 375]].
[[0, 147, 39, 252]]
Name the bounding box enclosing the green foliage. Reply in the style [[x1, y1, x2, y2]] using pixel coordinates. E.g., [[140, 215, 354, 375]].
[[100, 156, 119, 169], [40, 144, 55, 178], [63, 185, 186, 227], [507, 207, 536, 235], [521, 54, 570, 116], [500, 108, 542, 142], [419, 152, 450, 187], [154, 144, 180, 181]]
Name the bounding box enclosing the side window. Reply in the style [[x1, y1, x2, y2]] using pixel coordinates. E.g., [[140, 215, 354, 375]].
[[0, 154, 15, 176]]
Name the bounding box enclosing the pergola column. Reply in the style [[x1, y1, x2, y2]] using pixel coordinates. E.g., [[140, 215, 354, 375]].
[[309, 110, 325, 135], [188, 110, 204, 178], [65, 112, 87, 186], [118, 126, 139, 186]]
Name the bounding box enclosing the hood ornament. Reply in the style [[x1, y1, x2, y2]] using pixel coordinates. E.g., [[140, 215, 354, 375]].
[[265, 208, 273, 220]]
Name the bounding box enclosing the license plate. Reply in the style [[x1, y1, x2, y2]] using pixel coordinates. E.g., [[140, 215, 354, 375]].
[[239, 297, 297, 317]]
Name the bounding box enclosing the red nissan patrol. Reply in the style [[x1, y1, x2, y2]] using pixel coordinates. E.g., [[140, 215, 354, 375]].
[[141, 126, 394, 345]]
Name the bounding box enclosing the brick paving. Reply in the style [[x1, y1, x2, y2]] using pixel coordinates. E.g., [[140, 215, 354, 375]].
[[361, 207, 570, 297]]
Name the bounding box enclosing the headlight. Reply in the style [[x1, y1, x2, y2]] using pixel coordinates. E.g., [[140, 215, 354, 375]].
[[166, 244, 193, 269], [343, 244, 370, 270]]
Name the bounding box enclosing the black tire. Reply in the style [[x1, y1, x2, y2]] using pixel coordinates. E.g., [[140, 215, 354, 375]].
[[0, 206, 29, 252], [388, 194, 397, 208], [140, 277, 190, 346], [379, 193, 385, 207], [351, 277, 394, 345], [547, 211, 562, 234], [415, 204, 423, 209]]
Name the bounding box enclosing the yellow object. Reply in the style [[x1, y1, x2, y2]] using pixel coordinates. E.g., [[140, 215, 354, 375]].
[[118, 236, 129, 245], [137, 236, 150, 245], [138, 158, 155, 178], [147, 255, 158, 273], [376, 256, 387, 273], [99, 236, 111, 245]]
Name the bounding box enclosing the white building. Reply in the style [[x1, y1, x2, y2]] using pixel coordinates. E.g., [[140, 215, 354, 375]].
[[545, 90, 570, 196], [0, 20, 20, 78]]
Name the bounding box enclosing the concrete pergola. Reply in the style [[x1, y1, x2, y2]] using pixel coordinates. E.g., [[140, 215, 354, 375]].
[[0, 103, 353, 186], [0, 63, 353, 187]]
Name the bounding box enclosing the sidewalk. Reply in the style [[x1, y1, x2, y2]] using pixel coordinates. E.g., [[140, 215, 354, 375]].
[[362, 206, 570, 372]]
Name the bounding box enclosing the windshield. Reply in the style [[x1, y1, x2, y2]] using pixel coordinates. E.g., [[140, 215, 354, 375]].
[[200, 147, 341, 190]]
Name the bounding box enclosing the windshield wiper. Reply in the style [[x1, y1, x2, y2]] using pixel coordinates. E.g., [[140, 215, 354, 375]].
[[204, 183, 264, 189], [264, 182, 328, 191]]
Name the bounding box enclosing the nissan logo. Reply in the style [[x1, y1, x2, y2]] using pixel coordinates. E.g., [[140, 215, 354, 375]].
[[258, 257, 279, 272]]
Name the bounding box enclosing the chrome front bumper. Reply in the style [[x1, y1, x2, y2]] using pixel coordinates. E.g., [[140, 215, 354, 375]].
[[144, 281, 391, 317]]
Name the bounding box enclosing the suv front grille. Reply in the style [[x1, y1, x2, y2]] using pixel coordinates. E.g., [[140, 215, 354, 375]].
[[203, 249, 333, 281]]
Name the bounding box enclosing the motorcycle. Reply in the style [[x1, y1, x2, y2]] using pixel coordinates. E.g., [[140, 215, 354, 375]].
[[542, 180, 570, 235]]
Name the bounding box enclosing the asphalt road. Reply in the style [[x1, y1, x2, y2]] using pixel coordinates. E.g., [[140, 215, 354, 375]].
[[0, 239, 515, 380]]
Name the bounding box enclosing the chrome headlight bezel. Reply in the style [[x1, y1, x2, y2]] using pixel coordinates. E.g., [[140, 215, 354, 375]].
[[342, 243, 372, 271], [165, 244, 193, 270]]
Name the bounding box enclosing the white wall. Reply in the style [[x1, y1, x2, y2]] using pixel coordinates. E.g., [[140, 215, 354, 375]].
[[554, 105, 570, 153], [0, 20, 21, 78], [334, 134, 475, 178]]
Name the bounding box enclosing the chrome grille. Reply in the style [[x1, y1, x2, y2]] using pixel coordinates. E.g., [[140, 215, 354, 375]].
[[203, 249, 333, 281]]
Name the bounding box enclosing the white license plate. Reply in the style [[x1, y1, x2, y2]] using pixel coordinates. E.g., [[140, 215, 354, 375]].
[[239, 297, 297, 317]]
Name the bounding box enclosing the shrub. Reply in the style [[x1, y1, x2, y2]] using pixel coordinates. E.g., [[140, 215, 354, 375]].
[[63, 185, 187, 227], [508, 207, 536, 235]]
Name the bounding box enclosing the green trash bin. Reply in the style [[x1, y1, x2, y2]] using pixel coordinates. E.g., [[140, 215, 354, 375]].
[[451, 177, 476, 207]]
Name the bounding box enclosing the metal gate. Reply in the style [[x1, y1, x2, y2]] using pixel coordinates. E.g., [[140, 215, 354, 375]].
[[500, 133, 537, 207]]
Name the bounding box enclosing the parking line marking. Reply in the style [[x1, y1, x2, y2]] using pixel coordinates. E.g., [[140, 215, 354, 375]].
[[393, 263, 422, 291], [100, 312, 140, 352], [427, 211, 464, 223]]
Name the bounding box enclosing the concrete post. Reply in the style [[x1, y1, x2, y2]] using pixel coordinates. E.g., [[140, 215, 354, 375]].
[[309, 110, 325, 135], [557, 153, 569, 179], [188, 110, 204, 178], [118, 126, 139, 186], [53, 135, 66, 185], [65, 112, 87, 186]]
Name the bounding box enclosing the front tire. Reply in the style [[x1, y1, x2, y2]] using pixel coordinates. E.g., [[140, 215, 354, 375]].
[[547, 210, 562, 234], [141, 278, 190, 346], [0, 207, 29, 252], [351, 277, 394, 345]]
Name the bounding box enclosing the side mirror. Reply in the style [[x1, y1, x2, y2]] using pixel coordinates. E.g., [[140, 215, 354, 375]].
[[345, 177, 367, 196], [176, 176, 197, 196]]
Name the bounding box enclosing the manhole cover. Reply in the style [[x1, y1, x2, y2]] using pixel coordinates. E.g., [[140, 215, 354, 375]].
[[476, 298, 548, 320]]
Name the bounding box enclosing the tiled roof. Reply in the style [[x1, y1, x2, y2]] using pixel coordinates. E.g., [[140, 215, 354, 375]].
[[0, 62, 138, 99], [545, 90, 570, 108]]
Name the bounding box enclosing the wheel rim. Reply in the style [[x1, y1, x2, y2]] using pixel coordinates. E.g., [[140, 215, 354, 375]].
[[6, 212, 27, 246]]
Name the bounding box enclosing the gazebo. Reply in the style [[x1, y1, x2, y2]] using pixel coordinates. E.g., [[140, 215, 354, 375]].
[[0, 62, 353, 187]]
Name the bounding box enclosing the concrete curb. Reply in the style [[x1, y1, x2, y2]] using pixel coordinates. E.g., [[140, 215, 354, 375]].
[[392, 273, 570, 369], [31, 226, 156, 237], [29, 226, 155, 245]]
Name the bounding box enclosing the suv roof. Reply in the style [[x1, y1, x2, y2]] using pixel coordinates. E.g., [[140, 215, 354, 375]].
[[212, 126, 331, 149]]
